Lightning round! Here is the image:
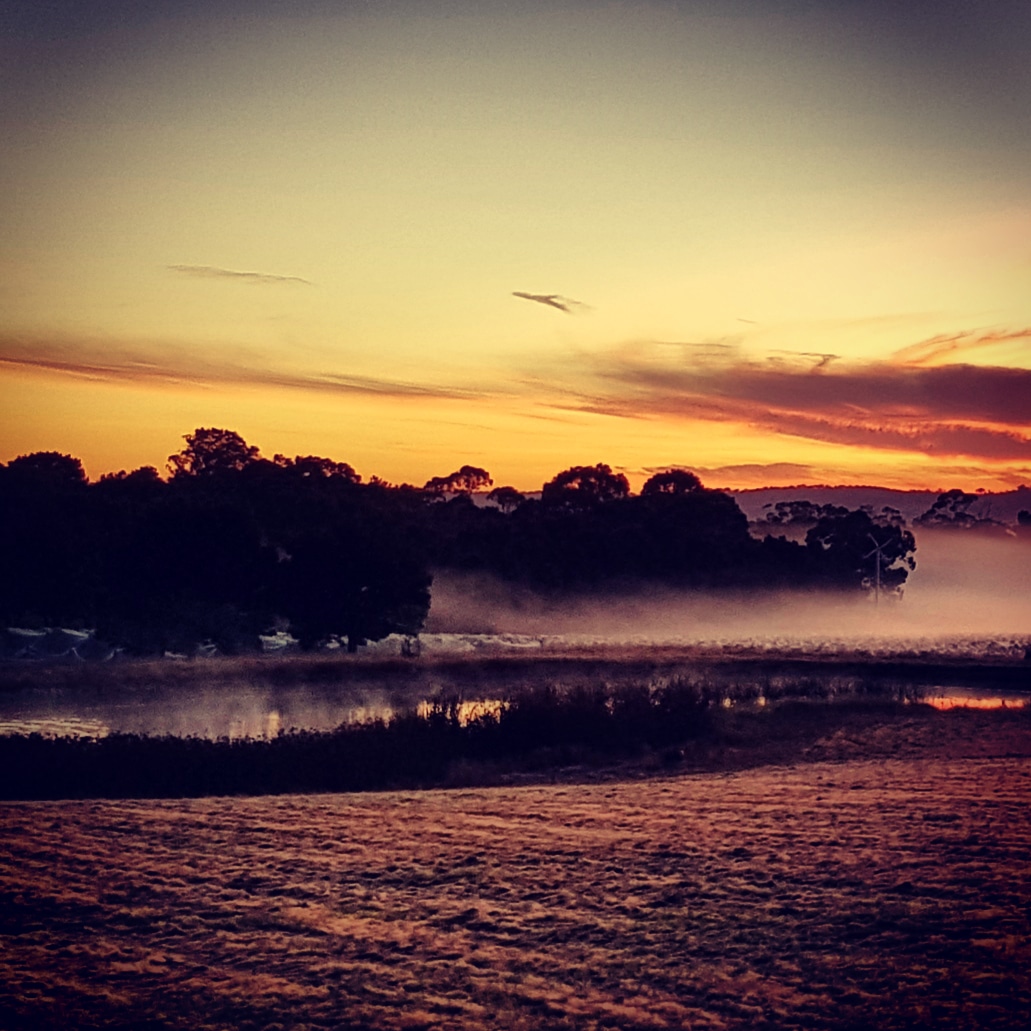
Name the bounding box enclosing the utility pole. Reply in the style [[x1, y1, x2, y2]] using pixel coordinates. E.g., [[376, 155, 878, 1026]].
[[864, 533, 886, 606]]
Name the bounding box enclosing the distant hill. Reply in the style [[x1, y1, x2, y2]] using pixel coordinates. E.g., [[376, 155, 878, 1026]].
[[729, 484, 1031, 526]]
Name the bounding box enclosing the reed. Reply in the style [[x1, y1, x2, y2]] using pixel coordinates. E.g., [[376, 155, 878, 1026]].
[[0, 676, 952, 800]]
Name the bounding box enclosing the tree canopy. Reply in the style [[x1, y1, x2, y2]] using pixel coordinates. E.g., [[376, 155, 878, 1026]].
[[916, 489, 1004, 533], [5, 451, 87, 489], [168, 428, 261, 479], [0, 428, 941, 655], [486, 485, 525, 512], [423, 465, 493, 494], [274, 454, 362, 483], [541, 464, 630, 510], [641, 469, 703, 495], [806, 509, 916, 596]]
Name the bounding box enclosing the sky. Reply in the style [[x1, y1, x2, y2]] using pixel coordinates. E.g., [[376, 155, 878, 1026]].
[[1, 0, 1029, 491]]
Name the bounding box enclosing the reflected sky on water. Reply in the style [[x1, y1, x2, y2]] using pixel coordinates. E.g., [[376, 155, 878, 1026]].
[[0, 679, 1026, 740]]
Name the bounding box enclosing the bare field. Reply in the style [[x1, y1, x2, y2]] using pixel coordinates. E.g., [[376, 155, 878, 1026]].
[[2, 708, 1031, 1031]]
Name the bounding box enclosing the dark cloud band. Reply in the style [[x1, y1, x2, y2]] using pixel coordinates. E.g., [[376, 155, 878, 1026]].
[[540, 335, 1031, 462]]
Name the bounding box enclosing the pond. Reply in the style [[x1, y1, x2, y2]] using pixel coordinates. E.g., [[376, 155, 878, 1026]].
[[0, 674, 1025, 740], [921, 687, 1030, 711], [0, 681, 427, 740]]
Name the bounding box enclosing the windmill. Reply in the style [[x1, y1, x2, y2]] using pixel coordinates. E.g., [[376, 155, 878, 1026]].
[[864, 533, 889, 606]]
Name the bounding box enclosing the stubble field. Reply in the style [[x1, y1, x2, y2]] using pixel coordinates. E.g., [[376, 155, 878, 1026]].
[[2, 706, 1031, 1031]]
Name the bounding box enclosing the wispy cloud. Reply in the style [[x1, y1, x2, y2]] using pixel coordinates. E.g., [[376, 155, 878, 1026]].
[[630, 462, 821, 489], [0, 336, 487, 402], [889, 327, 1031, 366], [685, 462, 819, 484], [750, 409, 1031, 462], [168, 265, 313, 286], [512, 291, 588, 314], [5, 323, 1029, 468]]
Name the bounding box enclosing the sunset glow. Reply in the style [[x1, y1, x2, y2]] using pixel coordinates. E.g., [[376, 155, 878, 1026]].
[[2, 1, 1029, 490]]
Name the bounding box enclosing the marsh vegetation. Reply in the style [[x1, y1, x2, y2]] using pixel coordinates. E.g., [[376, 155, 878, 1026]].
[[2, 651, 1028, 800]]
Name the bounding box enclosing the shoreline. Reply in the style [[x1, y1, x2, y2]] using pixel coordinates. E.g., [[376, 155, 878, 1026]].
[[2, 639, 1030, 693]]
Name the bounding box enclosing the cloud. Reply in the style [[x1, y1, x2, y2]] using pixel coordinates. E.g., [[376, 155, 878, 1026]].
[[661, 362, 1028, 428], [0, 335, 487, 402], [688, 462, 819, 483], [512, 292, 587, 314], [751, 409, 1031, 462], [5, 322, 1029, 469], [631, 461, 820, 489], [889, 328, 1031, 366], [784, 351, 839, 371], [537, 335, 1031, 463], [168, 265, 313, 286]]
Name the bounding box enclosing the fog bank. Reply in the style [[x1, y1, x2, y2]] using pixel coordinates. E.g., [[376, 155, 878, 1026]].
[[425, 532, 1031, 643]]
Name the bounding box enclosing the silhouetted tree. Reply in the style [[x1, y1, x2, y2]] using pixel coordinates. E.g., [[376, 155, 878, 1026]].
[[95, 495, 275, 654], [806, 508, 916, 595], [277, 526, 431, 652], [168, 428, 261, 479], [98, 466, 163, 488], [1014, 510, 1031, 542], [2, 431, 948, 652], [4, 451, 87, 488], [760, 500, 849, 528], [916, 489, 974, 527], [424, 465, 493, 494], [871, 505, 907, 528], [486, 485, 525, 512], [633, 485, 754, 586], [541, 464, 629, 510], [641, 469, 703, 495], [915, 489, 1007, 534], [273, 454, 361, 483], [0, 452, 94, 626]]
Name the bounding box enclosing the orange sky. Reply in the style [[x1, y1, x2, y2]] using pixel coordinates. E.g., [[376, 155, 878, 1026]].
[[2, 1, 1029, 492]]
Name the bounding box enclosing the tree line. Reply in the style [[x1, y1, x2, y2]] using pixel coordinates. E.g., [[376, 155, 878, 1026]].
[[0, 428, 920, 656]]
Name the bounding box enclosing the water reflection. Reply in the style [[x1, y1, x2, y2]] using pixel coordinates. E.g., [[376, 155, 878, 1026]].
[[0, 677, 1026, 740], [226, 709, 283, 741], [921, 688, 1029, 711], [416, 699, 504, 725], [0, 685, 409, 741], [0, 715, 110, 739]]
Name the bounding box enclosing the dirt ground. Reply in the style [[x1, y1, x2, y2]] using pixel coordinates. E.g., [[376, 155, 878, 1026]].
[[2, 708, 1031, 1030]]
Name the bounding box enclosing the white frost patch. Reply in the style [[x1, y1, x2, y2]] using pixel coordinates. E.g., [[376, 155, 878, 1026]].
[[361, 630, 1031, 663], [259, 631, 299, 652]]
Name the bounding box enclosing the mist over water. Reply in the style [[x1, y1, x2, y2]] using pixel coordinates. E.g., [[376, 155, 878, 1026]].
[[1, 531, 1027, 740], [900, 532, 1031, 635], [0, 681, 422, 742], [425, 531, 1031, 643]]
